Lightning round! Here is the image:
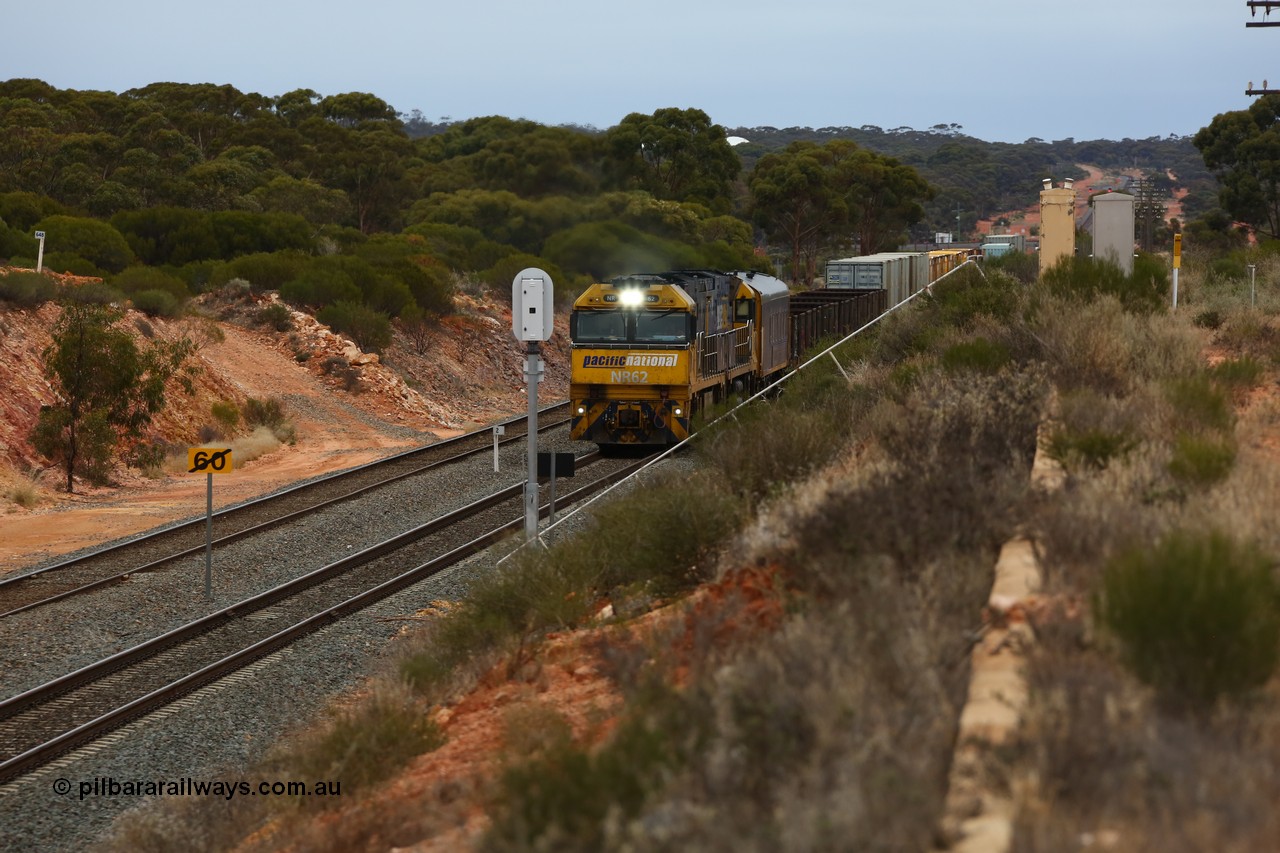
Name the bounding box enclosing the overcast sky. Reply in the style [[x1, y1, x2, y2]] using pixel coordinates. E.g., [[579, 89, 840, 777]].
[[3, 1, 1268, 143]]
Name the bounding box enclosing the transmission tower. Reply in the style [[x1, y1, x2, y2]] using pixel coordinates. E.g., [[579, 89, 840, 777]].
[[1131, 177, 1166, 253], [1246, 2, 1280, 94]]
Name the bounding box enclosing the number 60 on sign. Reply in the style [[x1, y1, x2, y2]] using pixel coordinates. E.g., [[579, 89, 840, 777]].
[[188, 447, 233, 474]]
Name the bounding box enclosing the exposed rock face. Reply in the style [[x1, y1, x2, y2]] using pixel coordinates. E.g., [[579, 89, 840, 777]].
[[0, 273, 570, 485], [0, 301, 59, 470]]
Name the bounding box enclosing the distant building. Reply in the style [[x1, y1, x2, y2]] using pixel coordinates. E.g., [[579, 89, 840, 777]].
[[1039, 178, 1077, 275], [1091, 191, 1135, 275], [982, 233, 1027, 253]]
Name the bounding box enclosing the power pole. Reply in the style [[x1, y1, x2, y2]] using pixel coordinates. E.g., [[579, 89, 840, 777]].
[[1246, 2, 1280, 94]]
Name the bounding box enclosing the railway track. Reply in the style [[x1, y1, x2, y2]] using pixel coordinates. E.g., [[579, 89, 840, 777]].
[[0, 450, 650, 784], [0, 403, 572, 618]]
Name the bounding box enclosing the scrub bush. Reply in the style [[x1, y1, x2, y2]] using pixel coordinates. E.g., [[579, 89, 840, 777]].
[[1097, 531, 1280, 712], [1167, 432, 1236, 488]]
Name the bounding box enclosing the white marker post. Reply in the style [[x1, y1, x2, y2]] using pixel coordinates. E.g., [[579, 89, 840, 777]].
[[1172, 233, 1182, 311], [511, 268, 555, 541], [1249, 263, 1257, 307], [493, 424, 505, 472], [188, 447, 234, 599], [34, 231, 45, 273]]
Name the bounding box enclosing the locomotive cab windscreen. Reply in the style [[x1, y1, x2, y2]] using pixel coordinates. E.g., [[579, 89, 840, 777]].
[[570, 309, 694, 344]]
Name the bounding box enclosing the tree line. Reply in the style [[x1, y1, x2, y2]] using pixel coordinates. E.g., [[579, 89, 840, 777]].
[[1, 77, 1269, 306], [0, 80, 939, 297]]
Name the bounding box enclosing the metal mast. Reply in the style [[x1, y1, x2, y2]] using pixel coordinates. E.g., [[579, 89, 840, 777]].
[[1246, 2, 1280, 94]]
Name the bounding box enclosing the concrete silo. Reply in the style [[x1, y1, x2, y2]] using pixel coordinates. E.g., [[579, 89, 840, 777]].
[[1039, 178, 1077, 276]]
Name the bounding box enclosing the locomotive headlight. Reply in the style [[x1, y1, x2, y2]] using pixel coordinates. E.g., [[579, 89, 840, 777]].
[[673, 406, 683, 417], [576, 405, 587, 415], [619, 289, 644, 307]]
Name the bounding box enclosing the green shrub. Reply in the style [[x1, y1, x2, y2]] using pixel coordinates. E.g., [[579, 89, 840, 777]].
[[1045, 427, 1136, 471], [1193, 309, 1224, 329], [256, 302, 293, 332], [400, 606, 519, 697], [401, 470, 741, 698], [941, 337, 1012, 374], [930, 266, 1022, 326], [1168, 432, 1236, 487], [130, 288, 182, 318], [279, 685, 442, 798], [210, 401, 240, 433], [1041, 254, 1166, 313], [1209, 356, 1263, 390], [210, 251, 310, 292], [63, 281, 125, 305], [698, 404, 847, 504], [0, 271, 58, 306], [280, 266, 360, 308], [1214, 310, 1279, 358], [1097, 531, 1280, 711], [986, 250, 1039, 284], [111, 266, 190, 300], [31, 214, 134, 272], [243, 396, 286, 429], [487, 702, 684, 850], [481, 253, 566, 298], [1210, 255, 1247, 281], [317, 300, 392, 354], [1165, 375, 1233, 433]]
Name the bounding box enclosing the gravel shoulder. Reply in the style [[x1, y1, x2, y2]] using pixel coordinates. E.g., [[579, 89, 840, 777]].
[[0, 429, 612, 850]]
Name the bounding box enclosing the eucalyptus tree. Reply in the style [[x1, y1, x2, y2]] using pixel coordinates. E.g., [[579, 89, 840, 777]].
[[1195, 95, 1280, 239], [31, 303, 195, 492], [604, 108, 739, 211]]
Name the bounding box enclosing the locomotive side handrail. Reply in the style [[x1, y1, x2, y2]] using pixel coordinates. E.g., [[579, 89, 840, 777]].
[[696, 324, 752, 378]]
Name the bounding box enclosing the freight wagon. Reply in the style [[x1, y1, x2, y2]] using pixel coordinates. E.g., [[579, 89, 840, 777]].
[[824, 252, 930, 307]]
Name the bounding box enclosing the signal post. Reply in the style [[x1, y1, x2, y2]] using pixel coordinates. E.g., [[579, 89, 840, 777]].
[[511, 268, 555, 541]]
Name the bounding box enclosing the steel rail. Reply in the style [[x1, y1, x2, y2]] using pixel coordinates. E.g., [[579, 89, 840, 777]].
[[0, 452, 645, 785], [0, 406, 571, 618], [1, 402, 568, 588]]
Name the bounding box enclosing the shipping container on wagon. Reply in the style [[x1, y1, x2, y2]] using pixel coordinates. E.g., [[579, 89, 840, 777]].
[[887, 252, 930, 301], [824, 253, 928, 308], [787, 289, 887, 360]]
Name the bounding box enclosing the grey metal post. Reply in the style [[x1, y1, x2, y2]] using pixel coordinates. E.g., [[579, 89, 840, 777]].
[[204, 472, 213, 599], [1250, 263, 1257, 307], [549, 465, 557, 524], [525, 342, 540, 540]]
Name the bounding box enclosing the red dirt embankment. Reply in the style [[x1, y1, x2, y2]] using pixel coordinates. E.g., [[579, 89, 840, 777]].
[[0, 280, 570, 575]]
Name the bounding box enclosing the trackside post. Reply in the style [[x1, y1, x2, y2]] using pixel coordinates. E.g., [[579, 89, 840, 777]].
[[512, 267, 555, 541], [187, 447, 233, 599]]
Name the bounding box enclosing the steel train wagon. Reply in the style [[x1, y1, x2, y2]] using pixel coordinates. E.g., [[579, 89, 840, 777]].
[[568, 269, 884, 447], [824, 248, 973, 308]]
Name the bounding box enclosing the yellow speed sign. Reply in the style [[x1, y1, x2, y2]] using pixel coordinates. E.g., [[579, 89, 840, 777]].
[[188, 447, 233, 474]]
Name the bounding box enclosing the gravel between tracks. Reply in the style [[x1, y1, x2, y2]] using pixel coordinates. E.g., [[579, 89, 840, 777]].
[[0, 438, 686, 850]]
